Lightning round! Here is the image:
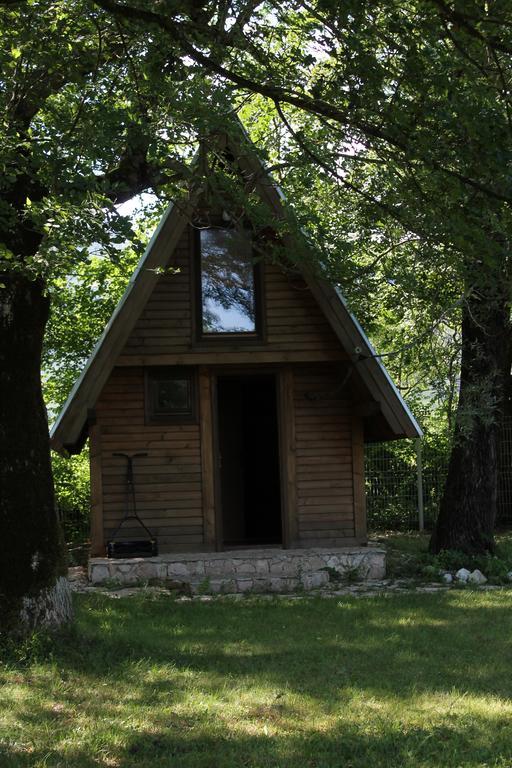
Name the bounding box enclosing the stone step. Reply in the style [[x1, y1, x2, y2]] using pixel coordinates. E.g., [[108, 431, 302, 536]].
[[89, 547, 386, 593]]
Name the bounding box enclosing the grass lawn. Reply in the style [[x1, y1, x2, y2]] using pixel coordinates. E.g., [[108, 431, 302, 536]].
[[2, 590, 512, 767]]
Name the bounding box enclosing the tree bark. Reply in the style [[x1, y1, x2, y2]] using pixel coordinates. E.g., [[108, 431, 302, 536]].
[[430, 273, 512, 554], [0, 273, 71, 635]]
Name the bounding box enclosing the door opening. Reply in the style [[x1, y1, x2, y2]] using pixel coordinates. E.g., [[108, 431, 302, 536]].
[[217, 375, 282, 547]]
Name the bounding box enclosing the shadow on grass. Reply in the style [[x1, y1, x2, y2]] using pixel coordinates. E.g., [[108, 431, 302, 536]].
[[2, 709, 512, 768], [49, 591, 512, 700], [2, 590, 512, 767]]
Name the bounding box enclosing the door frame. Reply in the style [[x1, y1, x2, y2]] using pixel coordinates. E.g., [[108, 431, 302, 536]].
[[209, 366, 290, 551]]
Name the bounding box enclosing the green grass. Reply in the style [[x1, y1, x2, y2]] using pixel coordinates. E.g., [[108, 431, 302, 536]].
[[2, 591, 512, 767]]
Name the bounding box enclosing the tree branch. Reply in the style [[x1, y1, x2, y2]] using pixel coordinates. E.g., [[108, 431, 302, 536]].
[[92, 0, 512, 206]]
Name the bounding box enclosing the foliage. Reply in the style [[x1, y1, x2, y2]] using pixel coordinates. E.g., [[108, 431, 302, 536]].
[[3, 591, 512, 766], [378, 531, 512, 584], [432, 550, 512, 586], [43, 245, 141, 419], [52, 451, 90, 543]]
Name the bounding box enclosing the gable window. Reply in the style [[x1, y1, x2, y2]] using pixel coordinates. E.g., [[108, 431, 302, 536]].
[[198, 228, 260, 336], [145, 368, 197, 424]]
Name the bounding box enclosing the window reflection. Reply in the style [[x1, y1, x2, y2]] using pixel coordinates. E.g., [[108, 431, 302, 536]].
[[200, 229, 256, 334], [155, 379, 191, 414]]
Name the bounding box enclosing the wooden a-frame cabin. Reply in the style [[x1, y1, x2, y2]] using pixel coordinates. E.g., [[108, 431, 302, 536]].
[[51, 130, 421, 558]]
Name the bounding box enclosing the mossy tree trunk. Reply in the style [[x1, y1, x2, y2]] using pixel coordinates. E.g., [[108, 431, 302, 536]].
[[0, 272, 71, 635]]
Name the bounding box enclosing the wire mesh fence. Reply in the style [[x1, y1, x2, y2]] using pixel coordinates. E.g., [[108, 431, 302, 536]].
[[366, 421, 512, 532], [365, 439, 447, 531]]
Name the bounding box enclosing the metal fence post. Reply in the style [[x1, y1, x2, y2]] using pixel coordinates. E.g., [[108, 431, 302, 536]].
[[416, 438, 424, 531]]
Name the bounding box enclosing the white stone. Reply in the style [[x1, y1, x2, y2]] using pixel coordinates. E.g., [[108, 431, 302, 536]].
[[468, 569, 487, 585], [136, 562, 158, 580], [255, 559, 270, 575], [206, 560, 232, 576], [84, 547, 387, 591], [269, 577, 286, 591], [455, 568, 471, 582], [203, 579, 225, 593], [235, 561, 256, 575], [251, 578, 270, 593], [237, 579, 254, 593], [155, 563, 168, 579], [270, 561, 295, 576], [365, 554, 386, 580], [302, 572, 329, 589], [442, 572, 453, 584], [167, 562, 190, 578], [507, 571, 512, 582], [116, 564, 132, 574], [90, 564, 109, 584]]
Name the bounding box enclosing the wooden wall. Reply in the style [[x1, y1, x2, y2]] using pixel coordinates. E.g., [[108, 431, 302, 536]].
[[92, 364, 365, 554], [292, 366, 363, 546], [94, 367, 204, 552], [118, 226, 345, 364]]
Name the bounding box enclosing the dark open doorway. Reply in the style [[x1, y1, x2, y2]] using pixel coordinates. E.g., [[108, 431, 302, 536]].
[[216, 374, 282, 548]]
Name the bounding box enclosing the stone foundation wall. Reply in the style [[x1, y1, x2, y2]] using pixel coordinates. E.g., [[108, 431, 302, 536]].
[[89, 547, 386, 594]]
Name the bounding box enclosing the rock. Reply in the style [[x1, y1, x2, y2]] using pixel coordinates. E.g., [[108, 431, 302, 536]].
[[507, 571, 512, 582], [442, 572, 453, 584], [455, 568, 471, 582], [68, 566, 87, 583], [468, 569, 487, 585], [255, 559, 270, 575], [236, 579, 254, 593], [90, 564, 110, 584], [167, 562, 190, 578], [301, 571, 329, 590], [234, 561, 256, 575]]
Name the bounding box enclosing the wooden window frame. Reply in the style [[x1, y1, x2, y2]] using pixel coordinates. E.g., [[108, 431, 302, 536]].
[[193, 226, 265, 344], [144, 366, 198, 425]]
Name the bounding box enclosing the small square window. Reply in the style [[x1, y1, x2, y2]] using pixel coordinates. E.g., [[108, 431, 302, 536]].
[[145, 368, 197, 423]]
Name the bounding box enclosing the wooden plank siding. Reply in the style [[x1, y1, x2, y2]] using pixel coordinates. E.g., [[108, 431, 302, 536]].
[[118, 225, 346, 364], [90, 230, 362, 554], [94, 363, 359, 553], [292, 366, 356, 545], [95, 367, 205, 552]]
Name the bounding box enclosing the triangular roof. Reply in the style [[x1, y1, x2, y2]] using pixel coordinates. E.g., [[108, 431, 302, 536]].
[[50, 126, 422, 454]]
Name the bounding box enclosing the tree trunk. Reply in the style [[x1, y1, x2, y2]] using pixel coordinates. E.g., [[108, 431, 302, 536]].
[[430, 275, 511, 554], [0, 273, 72, 636]]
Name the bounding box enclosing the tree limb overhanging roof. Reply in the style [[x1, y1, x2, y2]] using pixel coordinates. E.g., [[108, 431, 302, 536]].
[[50, 127, 422, 454]]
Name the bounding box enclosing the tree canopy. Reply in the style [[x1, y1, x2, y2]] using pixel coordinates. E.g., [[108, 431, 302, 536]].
[[2, 0, 512, 633]]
